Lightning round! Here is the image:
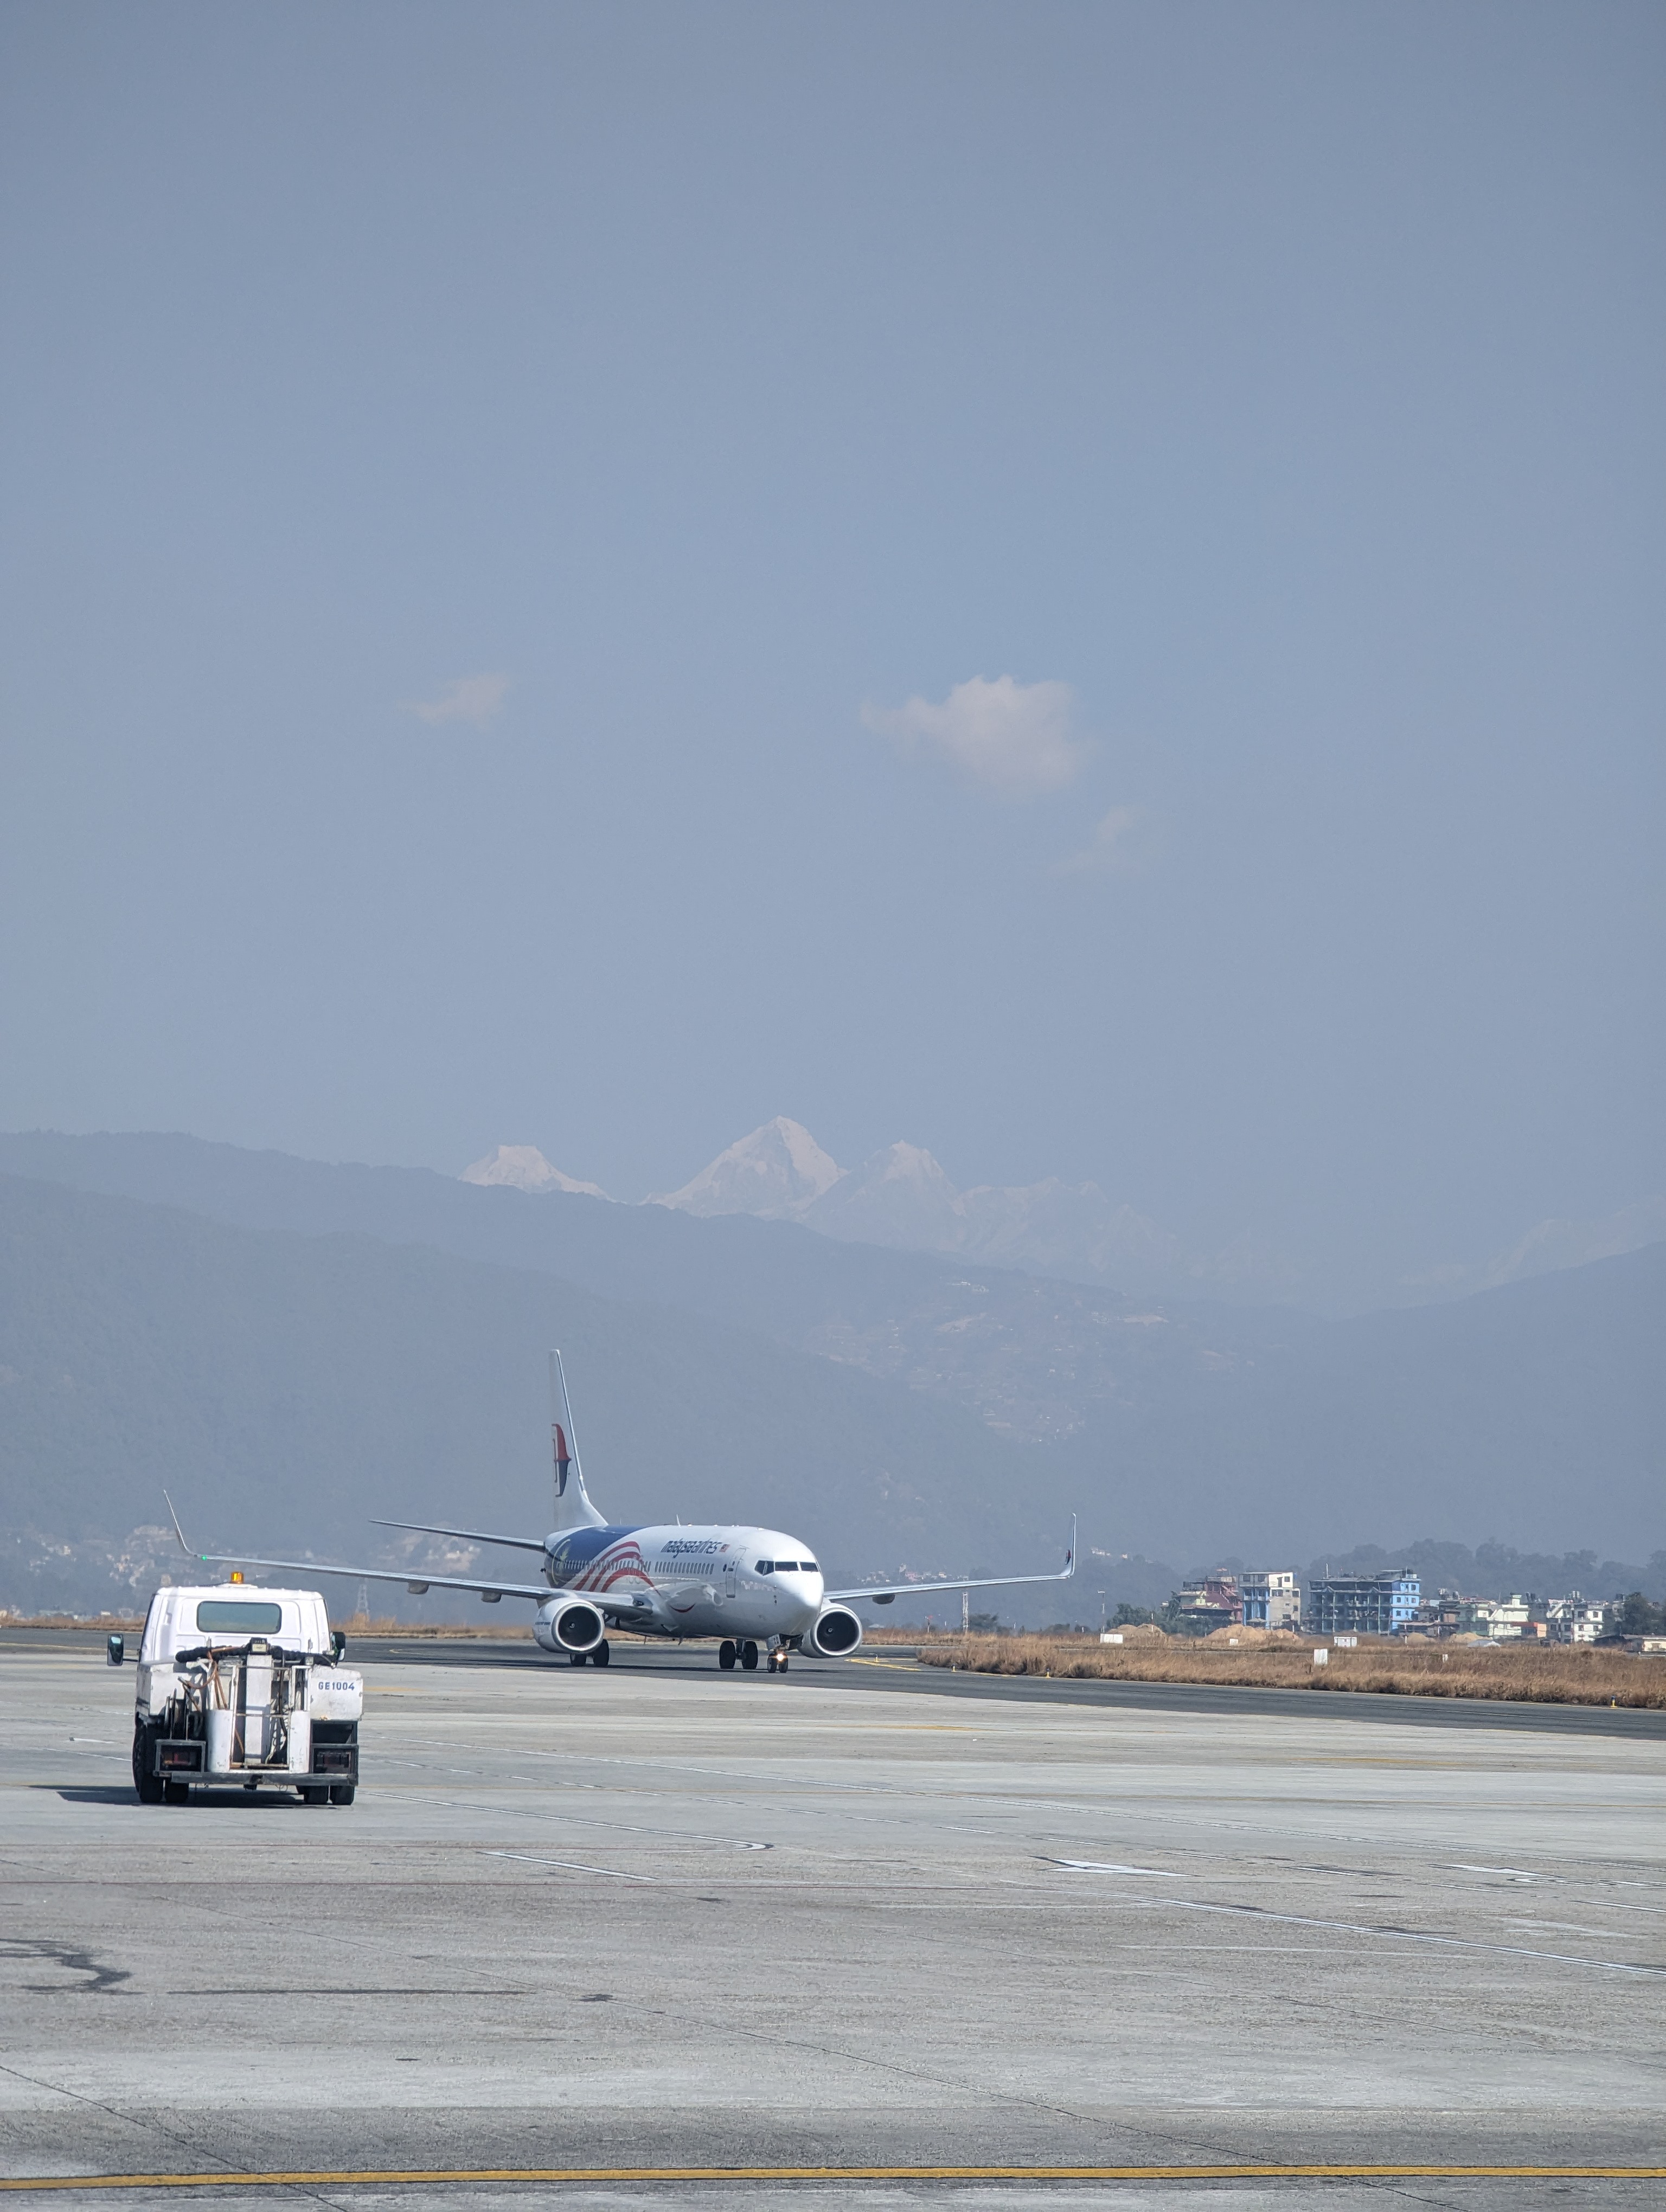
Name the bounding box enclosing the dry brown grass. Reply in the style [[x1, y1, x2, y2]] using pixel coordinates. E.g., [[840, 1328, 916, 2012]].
[[3, 1612, 148, 1631], [918, 1632, 1666, 1708]]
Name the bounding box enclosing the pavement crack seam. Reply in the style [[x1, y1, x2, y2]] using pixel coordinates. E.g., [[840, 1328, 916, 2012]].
[[1142, 1893, 1665, 1976]]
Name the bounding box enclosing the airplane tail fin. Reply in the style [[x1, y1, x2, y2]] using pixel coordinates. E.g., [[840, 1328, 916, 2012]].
[[549, 1351, 606, 1532]]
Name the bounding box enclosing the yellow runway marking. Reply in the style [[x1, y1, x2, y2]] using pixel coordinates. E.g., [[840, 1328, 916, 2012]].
[[2, 2165, 1663, 2191]]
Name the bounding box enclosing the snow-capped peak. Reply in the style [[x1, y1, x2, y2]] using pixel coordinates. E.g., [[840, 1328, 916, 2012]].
[[460, 1144, 609, 1199], [652, 1117, 843, 1220]]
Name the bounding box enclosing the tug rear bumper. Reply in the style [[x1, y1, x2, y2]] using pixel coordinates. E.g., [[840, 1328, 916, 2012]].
[[143, 1726, 357, 1786]]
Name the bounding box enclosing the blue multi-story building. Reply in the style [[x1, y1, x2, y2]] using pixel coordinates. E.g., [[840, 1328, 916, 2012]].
[[1240, 1570, 1299, 1630], [1305, 1571, 1420, 1637]]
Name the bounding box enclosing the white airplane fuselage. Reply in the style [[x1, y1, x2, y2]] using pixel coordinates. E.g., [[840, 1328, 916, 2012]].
[[542, 1520, 825, 1644]]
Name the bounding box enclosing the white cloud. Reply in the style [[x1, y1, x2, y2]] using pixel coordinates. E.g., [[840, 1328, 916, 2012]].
[[862, 674, 1086, 797], [1055, 806, 1142, 876], [408, 672, 509, 726]]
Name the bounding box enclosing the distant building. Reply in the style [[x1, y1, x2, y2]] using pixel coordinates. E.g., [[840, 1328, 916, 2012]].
[[1457, 1593, 1543, 1640], [1240, 1570, 1300, 1631], [1305, 1571, 1420, 1638], [1546, 1593, 1607, 1645], [1413, 1590, 1465, 1636], [1177, 1573, 1242, 1634]]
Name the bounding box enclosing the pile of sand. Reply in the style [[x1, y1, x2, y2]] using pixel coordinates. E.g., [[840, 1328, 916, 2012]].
[[1202, 1625, 1309, 1647]]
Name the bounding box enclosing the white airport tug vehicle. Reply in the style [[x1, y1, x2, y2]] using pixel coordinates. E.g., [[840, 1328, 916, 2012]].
[[127, 1582, 363, 1806]]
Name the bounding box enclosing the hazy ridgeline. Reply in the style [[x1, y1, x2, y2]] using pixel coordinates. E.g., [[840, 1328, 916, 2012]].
[[0, 1136, 1661, 1618]]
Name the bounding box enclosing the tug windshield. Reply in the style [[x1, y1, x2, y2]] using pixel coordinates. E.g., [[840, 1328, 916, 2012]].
[[195, 1600, 284, 1634]]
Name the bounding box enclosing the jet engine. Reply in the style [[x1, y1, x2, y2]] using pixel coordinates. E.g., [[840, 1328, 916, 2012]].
[[802, 1605, 863, 1657], [533, 1597, 606, 1655]]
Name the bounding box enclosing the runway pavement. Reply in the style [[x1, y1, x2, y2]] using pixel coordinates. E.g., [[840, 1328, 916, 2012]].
[[2, 1632, 1662, 2208]]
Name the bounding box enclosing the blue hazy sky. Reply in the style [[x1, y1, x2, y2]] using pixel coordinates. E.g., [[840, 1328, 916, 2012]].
[[2, 1, 1661, 1302]]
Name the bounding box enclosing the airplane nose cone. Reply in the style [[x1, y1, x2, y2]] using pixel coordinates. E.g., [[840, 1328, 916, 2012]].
[[786, 1580, 822, 1626]]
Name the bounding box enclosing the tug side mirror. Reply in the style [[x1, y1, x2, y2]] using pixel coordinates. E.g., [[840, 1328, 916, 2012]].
[[330, 1630, 347, 1663], [106, 1634, 125, 1666]]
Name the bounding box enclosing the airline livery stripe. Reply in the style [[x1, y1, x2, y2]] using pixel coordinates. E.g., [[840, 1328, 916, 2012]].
[[2, 2166, 1663, 2190]]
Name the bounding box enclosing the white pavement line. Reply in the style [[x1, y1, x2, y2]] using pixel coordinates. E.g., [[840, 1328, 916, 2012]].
[[1086, 1885, 1665, 1976], [1042, 1858, 1183, 1876], [483, 1850, 656, 1881]]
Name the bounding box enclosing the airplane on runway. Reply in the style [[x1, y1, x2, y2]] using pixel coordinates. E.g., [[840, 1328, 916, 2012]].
[[171, 1353, 1075, 1675]]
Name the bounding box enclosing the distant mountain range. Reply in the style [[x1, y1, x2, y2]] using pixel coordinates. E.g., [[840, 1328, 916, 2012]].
[[0, 1169, 1048, 1618], [469, 1118, 1666, 1310], [1, 1129, 1661, 1619], [470, 1119, 1283, 1296]]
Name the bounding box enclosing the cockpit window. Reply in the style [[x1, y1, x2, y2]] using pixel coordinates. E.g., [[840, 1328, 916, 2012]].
[[799, 1561, 819, 1573], [755, 1560, 773, 1574]]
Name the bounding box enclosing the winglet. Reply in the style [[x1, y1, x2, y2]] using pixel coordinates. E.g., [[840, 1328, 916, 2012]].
[[1065, 1513, 1077, 1578], [163, 1490, 203, 1561]]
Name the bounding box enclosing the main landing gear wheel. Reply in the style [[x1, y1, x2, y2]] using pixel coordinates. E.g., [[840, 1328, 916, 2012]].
[[569, 1650, 587, 1667], [739, 1641, 759, 1671], [590, 1642, 611, 1667], [718, 1641, 737, 1670]]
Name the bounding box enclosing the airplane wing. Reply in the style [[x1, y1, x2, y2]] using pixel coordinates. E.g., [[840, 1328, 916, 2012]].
[[369, 1517, 550, 1555], [826, 1517, 1076, 1605], [170, 1539, 652, 1618], [160, 1492, 653, 1617]]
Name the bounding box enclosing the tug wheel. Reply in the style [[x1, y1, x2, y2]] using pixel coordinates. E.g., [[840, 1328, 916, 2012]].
[[298, 1785, 329, 1805], [329, 1784, 356, 1806], [132, 1725, 164, 1805]]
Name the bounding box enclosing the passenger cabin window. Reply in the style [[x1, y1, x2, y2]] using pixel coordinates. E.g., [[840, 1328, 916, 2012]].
[[195, 1600, 284, 1634]]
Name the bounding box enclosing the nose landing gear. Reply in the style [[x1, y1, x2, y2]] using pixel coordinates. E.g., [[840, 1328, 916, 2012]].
[[767, 1646, 790, 1674]]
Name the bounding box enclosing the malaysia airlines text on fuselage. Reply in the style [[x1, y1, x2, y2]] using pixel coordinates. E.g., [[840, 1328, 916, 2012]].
[[544, 1523, 824, 1644]]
